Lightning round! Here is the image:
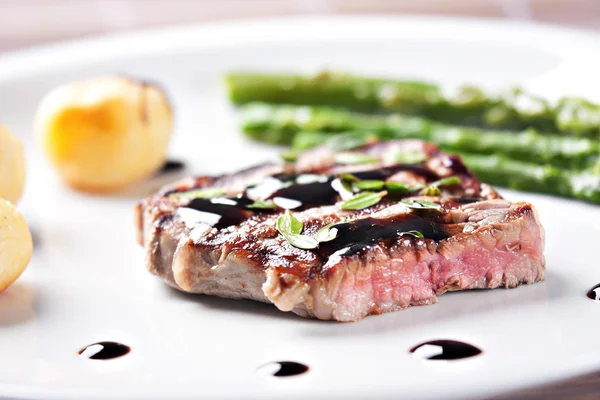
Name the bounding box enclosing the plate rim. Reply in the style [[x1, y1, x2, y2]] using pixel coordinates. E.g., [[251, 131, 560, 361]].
[[2, 15, 600, 82]]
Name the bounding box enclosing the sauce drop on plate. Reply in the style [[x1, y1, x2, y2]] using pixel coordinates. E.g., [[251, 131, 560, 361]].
[[410, 340, 482, 360], [159, 159, 186, 174], [257, 361, 309, 377], [587, 284, 600, 302], [78, 342, 131, 360]]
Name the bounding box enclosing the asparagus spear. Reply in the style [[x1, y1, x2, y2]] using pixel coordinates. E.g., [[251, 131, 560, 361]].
[[242, 103, 599, 170], [226, 71, 600, 137], [459, 154, 600, 204], [292, 130, 600, 204]]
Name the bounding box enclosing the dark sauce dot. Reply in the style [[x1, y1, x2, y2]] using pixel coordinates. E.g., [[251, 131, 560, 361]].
[[159, 160, 186, 174], [78, 342, 130, 360], [410, 340, 482, 360], [257, 361, 309, 377], [587, 284, 600, 302]]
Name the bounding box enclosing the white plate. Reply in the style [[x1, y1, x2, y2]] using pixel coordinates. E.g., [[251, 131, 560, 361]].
[[1, 16, 600, 400]]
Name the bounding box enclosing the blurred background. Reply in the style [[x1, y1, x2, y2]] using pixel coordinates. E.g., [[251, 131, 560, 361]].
[[1, 0, 599, 53]]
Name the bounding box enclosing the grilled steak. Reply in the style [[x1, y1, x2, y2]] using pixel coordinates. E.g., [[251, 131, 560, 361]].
[[135, 140, 545, 321]]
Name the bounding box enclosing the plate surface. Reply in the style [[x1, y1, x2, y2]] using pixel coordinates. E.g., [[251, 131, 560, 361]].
[[1, 16, 600, 400]]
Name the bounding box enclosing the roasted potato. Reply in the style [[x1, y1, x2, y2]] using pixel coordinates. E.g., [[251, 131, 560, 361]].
[[35, 76, 173, 192], [0, 198, 32, 292], [0, 124, 25, 204]]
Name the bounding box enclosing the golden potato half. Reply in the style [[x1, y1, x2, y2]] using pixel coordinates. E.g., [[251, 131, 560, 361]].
[[0, 198, 32, 293], [35, 76, 173, 192], [0, 125, 26, 204]]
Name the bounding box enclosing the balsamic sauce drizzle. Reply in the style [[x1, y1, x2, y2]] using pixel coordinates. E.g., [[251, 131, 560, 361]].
[[257, 361, 310, 377], [184, 196, 255, 229], [587, 284, 600, 302], [317, 215, 450, 259], [174, 160, 481, 244], [410, 340, 482, 360], [159, 159, 186, 174], [78, 342, 131, 360], [178, 163, 445, 229]]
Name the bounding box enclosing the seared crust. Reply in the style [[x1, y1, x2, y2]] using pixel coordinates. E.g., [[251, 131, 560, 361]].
[[135, 140, 545, 321]]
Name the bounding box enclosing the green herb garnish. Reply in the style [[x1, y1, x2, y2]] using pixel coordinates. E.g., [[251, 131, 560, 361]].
[[316, 220, 345, 243], [282, 233, 319, 250], [170, 187, 227, 200], [400, 199, 442, 211], [334, 152, 378, 165], [423, 185, 441, 196], [277, 210, 303, 234], [401, 230, 424, 239], [246, 200, 276, 209], [276, 210, 318, 250], [421, 176, 461, 196], [386, 182, 417, 194], [338, 174, 420, 195], [339, 173, 359, 183], [432, 176, 462, 187], [280, 150, 298, 163], [342, 191, 387, 210], [354, 180, 385, 190]]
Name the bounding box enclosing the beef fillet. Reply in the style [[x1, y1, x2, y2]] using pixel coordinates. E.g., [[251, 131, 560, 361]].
[[135, 140, 545, 321]]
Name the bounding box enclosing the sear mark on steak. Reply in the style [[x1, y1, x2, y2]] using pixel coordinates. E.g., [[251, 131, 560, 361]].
[[135, 139, 545, 321]]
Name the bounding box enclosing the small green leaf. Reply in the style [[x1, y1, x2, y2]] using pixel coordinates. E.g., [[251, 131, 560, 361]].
[[277, 210, 303, 235], [342, 191, 388, 210], [339, 173, 359, 183], [282, 233, 319, 250], [432, 176, 462, 187], [354, 180, 385, 190], [170, 187, 227, 200], [316, 220, 345, 243], [400, 199, 442, 211], [276, 211, 319, 250], [423, 185, 441, 196], [334, 152, 378, 165], [280, 150, 298, 163], [247, 200, 276, 209], [401, 230, 424, 239], [386, 182, 419, 194]]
